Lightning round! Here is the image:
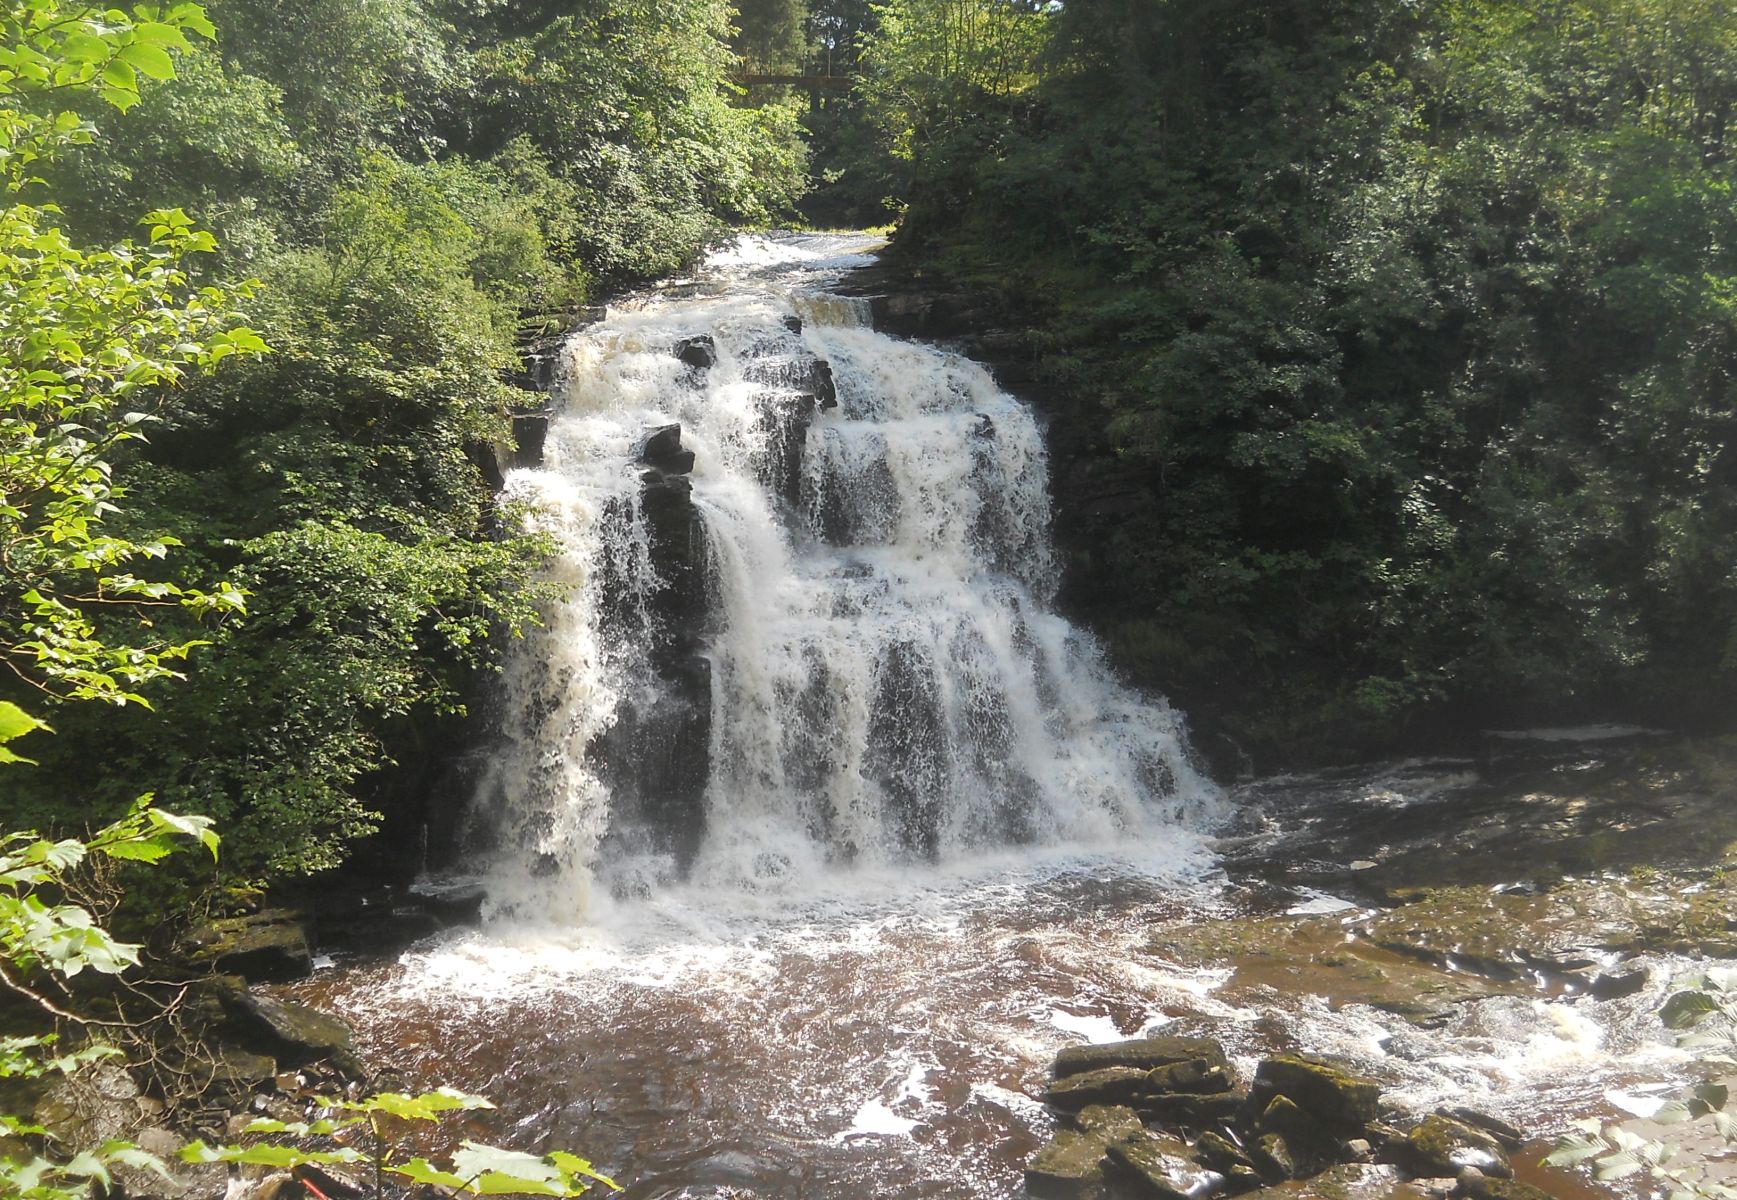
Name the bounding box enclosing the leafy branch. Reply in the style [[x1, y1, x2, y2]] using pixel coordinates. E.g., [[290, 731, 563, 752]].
[[1547, 969, 1737, 1200]]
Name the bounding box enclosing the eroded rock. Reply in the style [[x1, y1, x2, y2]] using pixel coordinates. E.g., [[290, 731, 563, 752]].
[[1386, 1115, 1512, 1179]]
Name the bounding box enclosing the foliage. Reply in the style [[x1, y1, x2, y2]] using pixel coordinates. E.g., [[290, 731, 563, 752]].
[[183, 1087, 621, 1197], [0, 2, 264, 715], [1547, 969, 1737, 1200], [0, 795, 218, 1200], [866, 0, 1737, 761], [857, 0, 1049, 160]]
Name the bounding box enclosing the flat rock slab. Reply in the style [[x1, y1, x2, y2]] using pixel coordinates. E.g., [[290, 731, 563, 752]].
[[1055, 1036, 1231, 1080], [1048, 1066, 1152, 1110], [1107, 1130, 1224, 1200]]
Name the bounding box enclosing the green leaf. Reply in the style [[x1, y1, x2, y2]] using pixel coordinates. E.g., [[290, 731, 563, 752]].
[[345, 1087, 495, 1121], [128, 22, 193, 51], [547, 1151, 621, 1192], [179, 1141, 366, 1169], [117, 42, 175, 81], [449, 1143, 564, 1194], [389, 1158, 470, 1190], [101, 57, 137, 92], [1662, 990, 1723, 1030], [0, 701, 48, 765]]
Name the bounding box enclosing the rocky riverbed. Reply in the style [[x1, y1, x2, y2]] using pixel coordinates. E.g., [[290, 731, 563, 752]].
[[35, 732, 1733, 1199], [255, 734, 1737, 1199]]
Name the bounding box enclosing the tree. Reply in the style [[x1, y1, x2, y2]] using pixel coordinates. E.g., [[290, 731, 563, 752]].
[[0, 1, 264, 723]]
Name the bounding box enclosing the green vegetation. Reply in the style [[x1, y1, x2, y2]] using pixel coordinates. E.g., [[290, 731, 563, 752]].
[[2, 0, 811, 884], [184, 1086, 619, 1196], [846, 0, 1737, 762]]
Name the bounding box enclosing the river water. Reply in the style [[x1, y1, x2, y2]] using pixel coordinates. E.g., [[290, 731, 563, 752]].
[[286, 237, 1729, 1199]]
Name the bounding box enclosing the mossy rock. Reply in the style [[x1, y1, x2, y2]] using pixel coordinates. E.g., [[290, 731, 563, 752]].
[[1106, 1129, 1224, 1200], [1054, 1036, 1231, 1080], [1252, 1055, 1381, 1132], [1386, 1116, 1510, 1179], [181, 909, 313, 982], [1028, 1127, 1115, 1199]]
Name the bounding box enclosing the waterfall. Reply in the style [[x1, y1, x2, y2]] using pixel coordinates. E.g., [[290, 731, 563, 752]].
[[468, 236, 1220, 921]]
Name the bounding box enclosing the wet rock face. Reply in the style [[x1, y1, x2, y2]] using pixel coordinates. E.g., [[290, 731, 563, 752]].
[[591, 421, 716, 869], [675, 334, 717, 370], [180, 909, 313, 982]]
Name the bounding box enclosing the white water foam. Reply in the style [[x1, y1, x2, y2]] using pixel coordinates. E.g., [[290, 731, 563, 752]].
[[465, 234, 1222, 923]]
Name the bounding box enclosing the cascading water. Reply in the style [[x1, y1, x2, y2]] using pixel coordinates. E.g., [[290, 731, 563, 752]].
[[467, 235, 1220, 919], [286, 236, 1715, 1200]]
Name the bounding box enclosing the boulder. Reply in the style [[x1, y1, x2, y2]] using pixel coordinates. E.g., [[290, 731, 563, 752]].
[[228, 991, 361, 1075], [1055, 1037, 1231, 1080], [1107, 1130, 1225, 1200], [1434, 1108, 1525, 1151], [783, 315, 804, 334], [1027, 1127, 1116, 1199], [1047, 1066, 1151, 1110], [1249, 1055, 1380, 1132], [1386, 1115, 1512, 1179], [181, 909, 313, 983], [642, 424, 697, 475], [1459, 1176, 1559, 1200], [675, 335, 716, 369], [1253, 1095, 1331, 1146]]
